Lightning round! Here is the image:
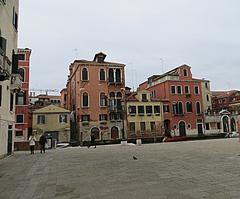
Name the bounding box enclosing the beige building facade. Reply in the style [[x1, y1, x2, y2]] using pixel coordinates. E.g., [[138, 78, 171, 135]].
[[32, 105, 70, 143], [127, 90, 164, 141], [0, 0, 21, 158]]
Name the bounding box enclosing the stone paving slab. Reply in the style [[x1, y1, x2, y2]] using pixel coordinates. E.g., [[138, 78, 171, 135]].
[[0, 138, 240, 199]]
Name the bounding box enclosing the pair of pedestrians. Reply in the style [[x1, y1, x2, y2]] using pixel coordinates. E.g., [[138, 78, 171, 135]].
[[28, 134, 47, 154]]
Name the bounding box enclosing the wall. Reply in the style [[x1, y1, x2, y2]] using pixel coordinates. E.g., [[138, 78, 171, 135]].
[[0, 0, 19, 158]]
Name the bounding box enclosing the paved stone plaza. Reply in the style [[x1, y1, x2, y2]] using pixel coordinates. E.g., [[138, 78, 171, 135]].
[[0, 139, 240, 199]]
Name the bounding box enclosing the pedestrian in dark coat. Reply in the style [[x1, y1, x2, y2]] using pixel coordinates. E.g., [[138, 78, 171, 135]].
[[88, 133, 96, 148], [39, 134, 47, 153]]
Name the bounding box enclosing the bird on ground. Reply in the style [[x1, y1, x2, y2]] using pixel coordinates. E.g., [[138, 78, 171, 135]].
[[133, 156, 138, 160]]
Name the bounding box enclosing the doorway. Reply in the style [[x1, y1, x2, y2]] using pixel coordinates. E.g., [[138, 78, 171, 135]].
[[111, 126, 119, 139], [179, 121, 186, 137]]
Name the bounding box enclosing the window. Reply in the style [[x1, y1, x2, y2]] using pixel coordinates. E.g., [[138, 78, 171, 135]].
[[140, 122, 146, 133], [151, 90, 156, 98], [59, 114, 67, 123], [100, 93, 107, 106], [12, 7, 18, 30], [99, 69, 105, 81], [99, 114, 107, 121], [16, 131, 23, 137], [82, 115, 90, 121], [10, 93, 14, 111], [173, 102, 183, 115], [37, 115, 45, 124], [109, 69, 114, 83], [217, 123, 221, 129], [186, 102, 192, 112], [18, 68, 24, 81], [163, 105, 170, 112], [178, 102, 183, 114], [16, 115, 24, 123], [128, 106, 136, 114], [183, 69, 188, 77], [0, 85, 2, 107], [205, 82, 208, 89], [194, 86, 199, 95], [116, 69, 121, 82], [185, 86, 190, 94], [206, 123, 210, 130], [206, 95, 209, 102], [154, 106, 160, 114], [138, 106, 144, 115], [16, 91, 26, 105], [82, 93, 89, 107], [196, 102, 201, 114], [82, 68, 88, 81], [177, 86, 182, 94], [109, 113, 121, 121], [129, 122, 135, 132], [18, 54, 25, 60], [171, 86, 176, 94], [151, 122, 156, 132], [142, 94, 147, 101], [146, 106, 153, 115]]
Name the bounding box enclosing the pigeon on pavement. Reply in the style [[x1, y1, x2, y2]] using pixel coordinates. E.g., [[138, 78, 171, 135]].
[[133, 156, 138, 160]]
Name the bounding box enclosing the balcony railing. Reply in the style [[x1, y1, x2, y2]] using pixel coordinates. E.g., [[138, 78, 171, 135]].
[[0, 50, 11, 81], [10, 73, 22, 92]]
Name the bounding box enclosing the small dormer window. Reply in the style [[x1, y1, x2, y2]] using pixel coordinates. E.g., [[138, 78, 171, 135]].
[[183, 69, 188, 77], [142, 94, 147, 101]]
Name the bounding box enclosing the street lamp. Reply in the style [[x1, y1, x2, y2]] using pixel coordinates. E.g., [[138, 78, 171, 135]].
[[121, 96, 128, 146], [121, 100, 126, 140]]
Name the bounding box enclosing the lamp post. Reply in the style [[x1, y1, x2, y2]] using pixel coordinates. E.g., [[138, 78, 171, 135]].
[[121, 100, 126, 140], [121, 100, 128, 145]]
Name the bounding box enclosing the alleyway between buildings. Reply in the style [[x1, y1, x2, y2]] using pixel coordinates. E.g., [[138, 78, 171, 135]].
[[0, 139, 240, 199]]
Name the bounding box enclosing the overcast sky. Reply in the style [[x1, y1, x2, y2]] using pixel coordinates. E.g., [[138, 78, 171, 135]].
[[19, 0, 240, 92]]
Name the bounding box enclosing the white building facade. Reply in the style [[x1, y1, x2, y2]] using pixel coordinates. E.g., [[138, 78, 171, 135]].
[[0, 0, 21, 158]]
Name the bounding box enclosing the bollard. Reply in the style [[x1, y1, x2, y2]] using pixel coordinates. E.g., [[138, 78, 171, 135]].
[[136, 139, 142, 146]]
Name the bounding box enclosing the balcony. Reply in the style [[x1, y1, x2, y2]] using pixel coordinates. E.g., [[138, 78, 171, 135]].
[[0, 50, 11, 81], [10, 74, 22, 92]]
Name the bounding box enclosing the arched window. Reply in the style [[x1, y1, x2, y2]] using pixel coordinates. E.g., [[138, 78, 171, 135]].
[[99, 69, 105, 81], [196, 102, 201, 114], [116, 92, 122, 98], [82, 92, 89, 107], [82, 68, 88, 81], [100, 93, 107, 106], [18, 68, 24, 82], [178, 102, 183, 114], [186, 102, 192, 112], [109, 69, 114, 83], [109, 92, 115, 98], [116, 69, 121, 82]]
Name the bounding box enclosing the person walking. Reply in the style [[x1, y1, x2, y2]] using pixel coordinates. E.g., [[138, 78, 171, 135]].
[[88, 132, 96, 148], [39, 134, 47, 153], [28, 134, 36, 154]]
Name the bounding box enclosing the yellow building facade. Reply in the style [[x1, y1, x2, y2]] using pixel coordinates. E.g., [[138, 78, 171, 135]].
[[32, 105, 70, 143], [126, 90, 164, 141]]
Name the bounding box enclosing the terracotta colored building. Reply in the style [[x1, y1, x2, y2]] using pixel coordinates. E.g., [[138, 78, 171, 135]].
[[60, 88, 67, 109], [65, 52, 125, 144], [138, 65, 204, 136], [14, 48, 31, 150]]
